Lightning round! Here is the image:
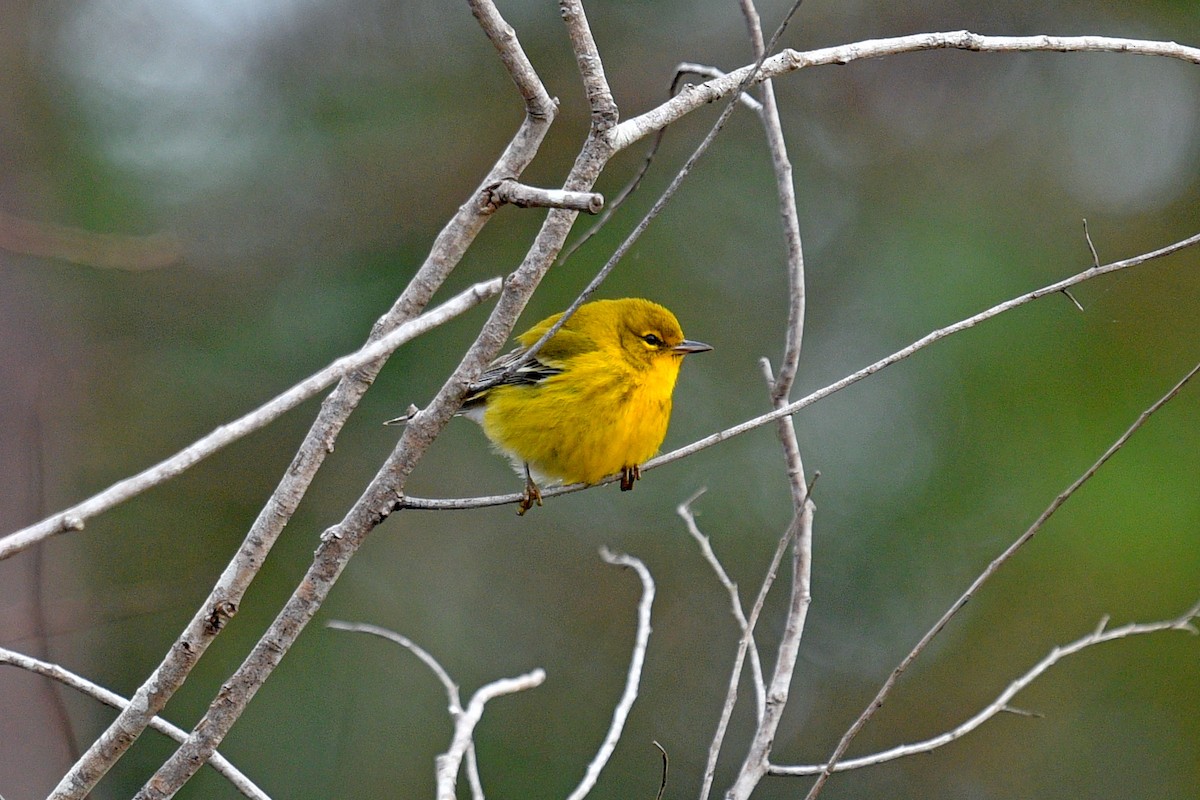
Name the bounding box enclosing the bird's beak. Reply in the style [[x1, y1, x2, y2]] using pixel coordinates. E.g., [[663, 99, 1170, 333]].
[[672, 339, 713, 355]]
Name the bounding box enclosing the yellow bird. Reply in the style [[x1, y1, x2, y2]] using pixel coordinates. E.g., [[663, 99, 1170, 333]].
[[398, 297, 711, 513]]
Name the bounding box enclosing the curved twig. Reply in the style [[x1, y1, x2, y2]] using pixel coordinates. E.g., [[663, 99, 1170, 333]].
[[771, 600, 1200, 775], [565, 549, 656, 800]]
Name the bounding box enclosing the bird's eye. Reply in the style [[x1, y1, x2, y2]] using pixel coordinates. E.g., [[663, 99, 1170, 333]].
[[641, 333, 663, 347]]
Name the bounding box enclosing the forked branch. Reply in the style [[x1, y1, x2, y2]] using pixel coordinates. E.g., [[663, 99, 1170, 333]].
[[801, 361, 1200, 799], [0, 647, 268, 800], [566, 549, 656, 800], [771, 600, 1200, 776]]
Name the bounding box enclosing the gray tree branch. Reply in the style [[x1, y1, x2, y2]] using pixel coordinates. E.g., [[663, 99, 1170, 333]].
[[0, 279, 500, 561], [771, 601, 1200, 775], [0, 647, 268, 800], [566, 550, 656, 800], [44, 0, 556, 795], [127, 2, 614, 797], [611, 32, 1200, 151], [801, 361, 1200, 799]]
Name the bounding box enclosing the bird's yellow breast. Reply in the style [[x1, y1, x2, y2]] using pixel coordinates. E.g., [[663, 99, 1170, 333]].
[[481, 350, 683, 486]]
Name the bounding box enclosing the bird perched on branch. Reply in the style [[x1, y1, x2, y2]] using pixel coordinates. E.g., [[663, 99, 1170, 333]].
[[390, 297, 710, 514]]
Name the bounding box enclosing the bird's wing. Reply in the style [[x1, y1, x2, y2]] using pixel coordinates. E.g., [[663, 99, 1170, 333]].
[[467, 346, 565, 399]]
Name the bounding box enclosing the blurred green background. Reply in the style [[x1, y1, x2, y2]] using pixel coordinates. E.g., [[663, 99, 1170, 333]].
[[2, 1, 1198, 798]]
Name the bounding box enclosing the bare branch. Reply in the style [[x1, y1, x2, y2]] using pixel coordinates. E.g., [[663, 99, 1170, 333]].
[[566, 548, 656, 800], [699, 509, 801, 800], [554, 54, 770, 269], [690, 10, 818, 776], [124, 6, 615, 797], [1, 278, 501, 561], [326, 621, 461, 709], [677, 490, 766, 800], [0, 647, 269, 800], [727, 504, 813, 800], [802, 361, 1200, 799], [677, 491, 766, 722], [326, 620, 488, 800], [612, 32, 1200, 151], [46, 1, 556, 794], [403, 229, 1200, 512], [456, 0, 800, 402], [436, 669, 547, 800], [469, 0, 556, 119], [472, 7, 780, 391], [559, 0, 618, 130], [771, 600, 1200, 775], [674, 64, 764, 112], [1083, 218, 1101, 268], [724, 1, 815, 789], [556, 57, 762, 269], [653, 741, 669, 800], [484, 180, 604, 214]]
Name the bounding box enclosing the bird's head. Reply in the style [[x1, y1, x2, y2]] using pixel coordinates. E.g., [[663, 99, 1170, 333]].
[[610, 298, 712, 371]]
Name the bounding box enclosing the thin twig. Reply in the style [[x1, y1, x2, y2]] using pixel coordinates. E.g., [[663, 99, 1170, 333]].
[[802, 361, 1200, 799], [726, 505, 812, 800], [1061, 217, 1093, 310], [677, 490, 767, 721], [700, 511, 801, 800], [611, 32, 1200, 150], [566, 548, 656, 800], [771, 599, 1200, 775], [677, 486, 760, 800], [1059, 288, 1084, 312], [326, 621, 487, 800], [724, 0, 817, 790], [555, 61, 762, 268], [1, 279, 501, 561], [485, 179, 603, 213], [675, 64, 764, 112], [0, 647, 270, 800], [653, 741, 670, 800], [326, 621, 461, 701], [1083, 218, 1101, 268], [436, 669, 547, 800], [403, 229, 1200, 513]]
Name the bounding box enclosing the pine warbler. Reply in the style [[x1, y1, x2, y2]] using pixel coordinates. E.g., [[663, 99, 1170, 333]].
[[396, 297, 710, 514]]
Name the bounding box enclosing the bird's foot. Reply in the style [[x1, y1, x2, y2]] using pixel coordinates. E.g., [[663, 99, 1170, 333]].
[[518, 466, 543, 515], [619, 465, 641, 492]]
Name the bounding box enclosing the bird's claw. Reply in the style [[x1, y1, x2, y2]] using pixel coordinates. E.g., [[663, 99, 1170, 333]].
[[518, 467, 543, 515], [619, 465, 641, 492]]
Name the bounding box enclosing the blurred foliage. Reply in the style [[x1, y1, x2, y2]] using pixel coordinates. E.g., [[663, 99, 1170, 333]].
[[1, 1, 1198, 799]]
